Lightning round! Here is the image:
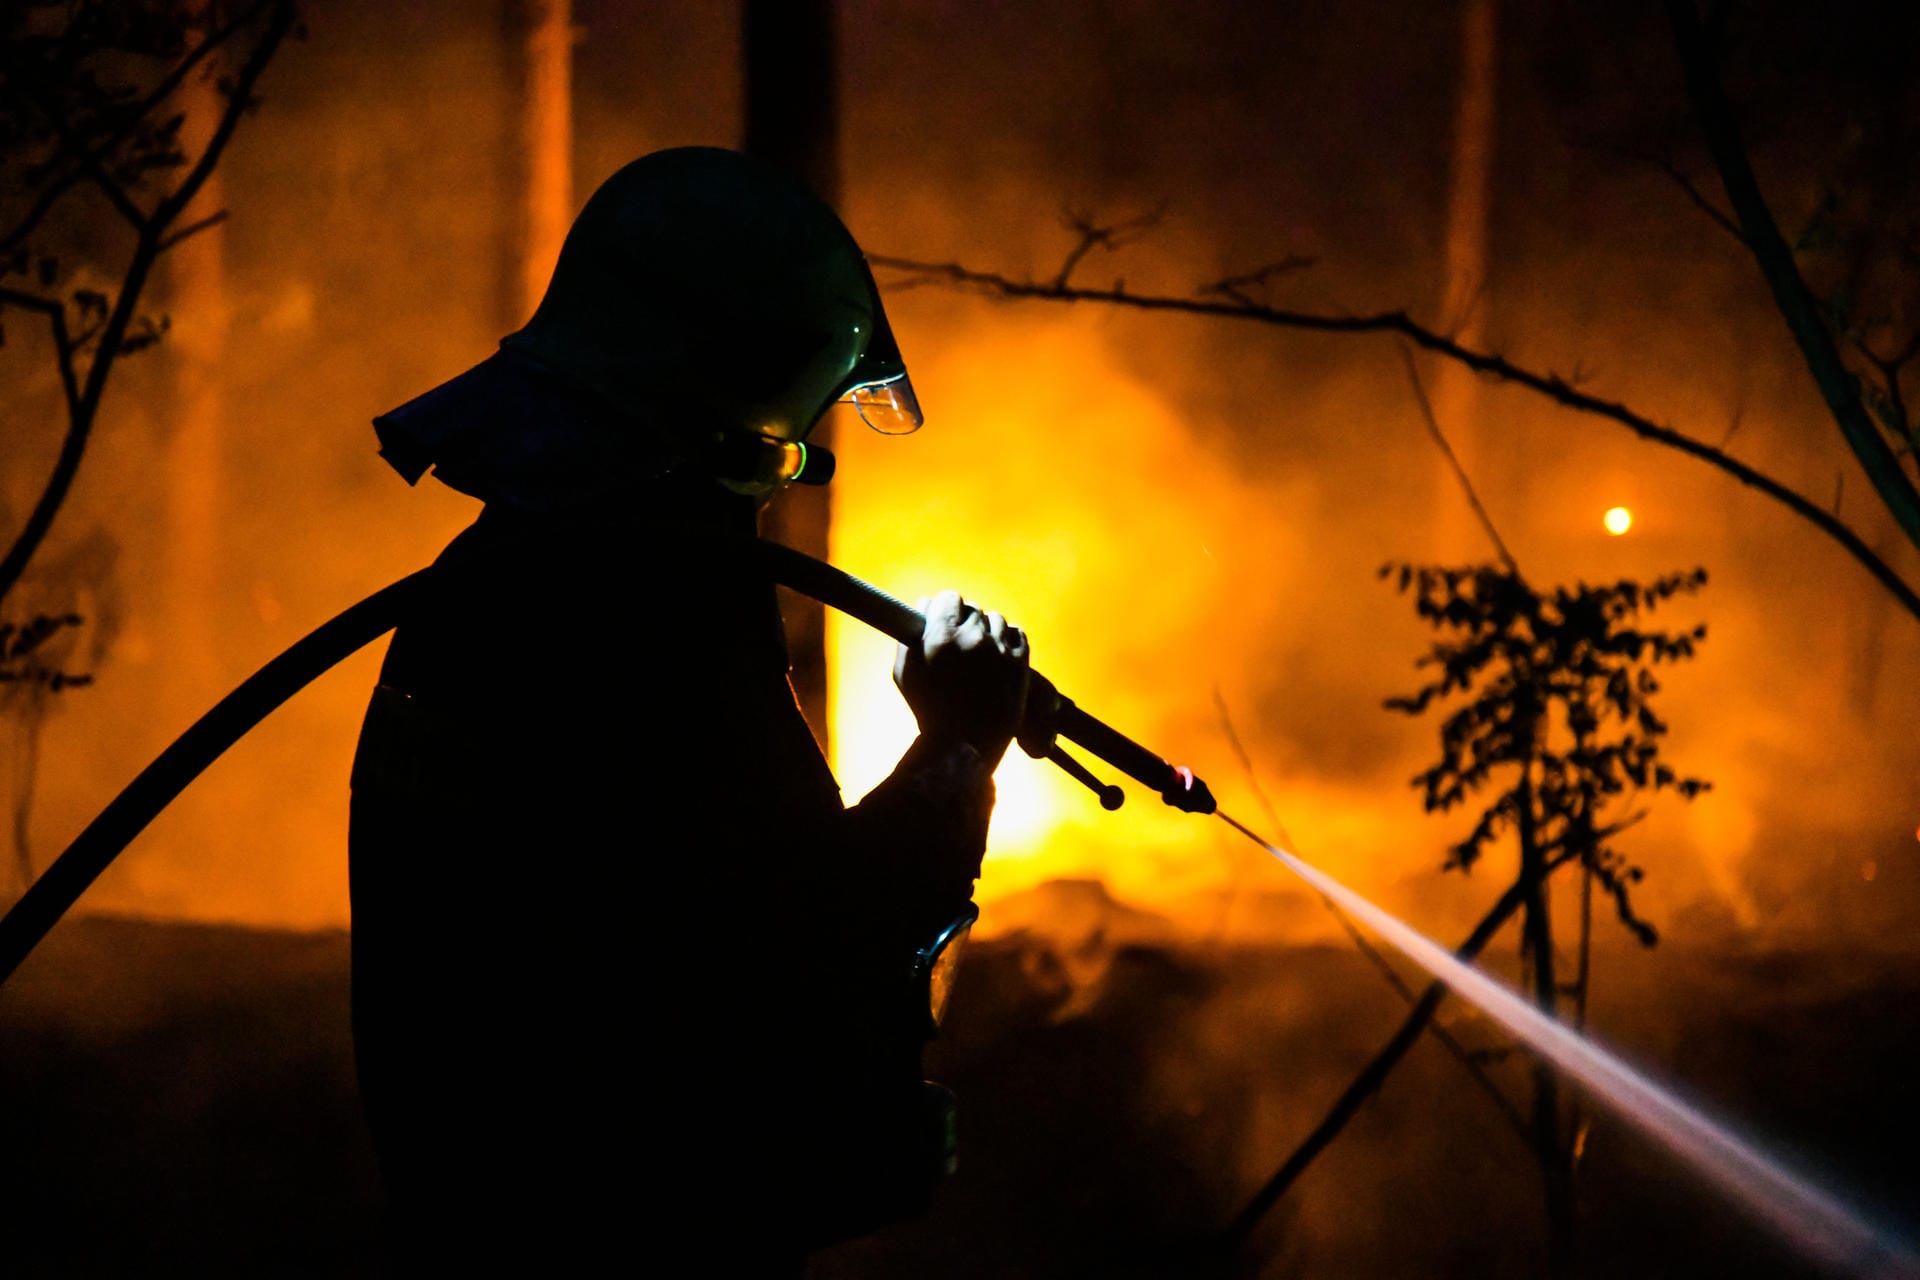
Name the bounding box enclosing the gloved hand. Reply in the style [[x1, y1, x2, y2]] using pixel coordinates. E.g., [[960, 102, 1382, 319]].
[[894, 590, 1031, 768]]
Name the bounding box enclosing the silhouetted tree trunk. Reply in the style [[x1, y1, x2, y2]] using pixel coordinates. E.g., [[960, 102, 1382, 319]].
[[1516, 712, 1576, 1274], [743, 0, 839, 752]]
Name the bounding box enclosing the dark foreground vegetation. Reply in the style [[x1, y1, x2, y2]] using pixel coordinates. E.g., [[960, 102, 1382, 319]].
[[1, 908, 1914, 1276]]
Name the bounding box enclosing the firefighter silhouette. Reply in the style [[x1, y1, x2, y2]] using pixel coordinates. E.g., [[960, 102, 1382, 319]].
[[350, 147, 1028, 1268]]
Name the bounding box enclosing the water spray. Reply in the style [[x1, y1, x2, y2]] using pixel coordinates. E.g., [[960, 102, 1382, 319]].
[[718, 542, 1920, 1279], [0, 540, 1911, 1276], [1219, 813, 1918, 1279]]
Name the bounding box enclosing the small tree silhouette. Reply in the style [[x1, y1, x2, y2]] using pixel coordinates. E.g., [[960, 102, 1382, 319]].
[[1221, 557, 1712, 1273], [1381, 560, 1711, 1269]]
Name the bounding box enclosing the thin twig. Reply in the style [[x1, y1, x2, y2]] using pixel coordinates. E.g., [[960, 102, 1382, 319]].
[[0, 287, 80, 418], [1600, 143, 1747, 247], [1218, 869, 1539, 1256], [1850, 331, 1917, 445], [1211, 690, 1532, 1145], [1396, 341, 1521, 576], [0, 2, 295, 606], [1716, 392, 1746, 449], [0, 0, 276, 256], [150, 4, 292, 234], [21, 91, 151, 232], [1198, 256, 1316, 307], [868, 252, 1920, 622], [157, 208, 229, 252], [1053, 204, 1166, 289], [1667, 0, 1920, 555], [1654, 154, 1746, 245]]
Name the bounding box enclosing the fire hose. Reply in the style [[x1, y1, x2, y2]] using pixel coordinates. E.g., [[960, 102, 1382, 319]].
[[0, 542, 1911, 1277], [0, 539, 1213, 988]]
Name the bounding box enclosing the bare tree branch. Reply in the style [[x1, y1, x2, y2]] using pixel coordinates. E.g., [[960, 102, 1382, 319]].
[[0, 170, 91, 264], [1665, 0, 1920, 555], [157, 208, 230, 252], [1850, 330, 1919, 450], [1597, 142, 1747, 247], [19, 93, 152, 233], [869, 252, 1920, 623], [0, 0, 277, 256], [1652, 153, 1745, 246], [1198, 256, 1317, 307], [1053, 204, 1165, 289], [0, 286, 80, 418], [150, 7, 291, 235], [0, 1, 296, 606]]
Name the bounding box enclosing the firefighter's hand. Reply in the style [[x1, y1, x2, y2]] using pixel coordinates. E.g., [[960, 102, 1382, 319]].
[[895, 590, 1030, 767]]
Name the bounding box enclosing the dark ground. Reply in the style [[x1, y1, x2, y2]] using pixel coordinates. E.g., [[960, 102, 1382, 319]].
[[1, 909, 1915, 1276]]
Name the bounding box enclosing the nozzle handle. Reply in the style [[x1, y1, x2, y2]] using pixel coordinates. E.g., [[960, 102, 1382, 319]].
[[1044, 743, 1125, 810], [750, 539, 1216, 815], [1038, 681, 1216, 814]]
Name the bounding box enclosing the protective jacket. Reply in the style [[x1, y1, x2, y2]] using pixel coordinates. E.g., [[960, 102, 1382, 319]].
[[349, 443, 993, 1264]]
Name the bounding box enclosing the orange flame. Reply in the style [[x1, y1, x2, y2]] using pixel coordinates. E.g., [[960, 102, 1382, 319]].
[[828, 316, 1328, 927]]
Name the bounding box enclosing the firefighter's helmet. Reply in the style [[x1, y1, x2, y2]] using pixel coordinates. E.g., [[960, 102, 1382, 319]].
[[373, 147, 917, 507], [506, 146, 920, 443]]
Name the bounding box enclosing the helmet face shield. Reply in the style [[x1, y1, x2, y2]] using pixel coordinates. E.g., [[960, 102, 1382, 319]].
[[843, 373, 923, 435], [820, 256, 922, 435]]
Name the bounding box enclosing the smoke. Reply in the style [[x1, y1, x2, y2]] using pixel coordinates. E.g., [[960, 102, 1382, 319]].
[[1, 13, 1915, 1276], [825, 0, 1920, 952], [828, 304, 1339, 917], [1, 0, 1914, 961]]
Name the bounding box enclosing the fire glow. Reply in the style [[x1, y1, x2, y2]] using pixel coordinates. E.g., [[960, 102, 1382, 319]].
[[827, 317, 1307, 917]]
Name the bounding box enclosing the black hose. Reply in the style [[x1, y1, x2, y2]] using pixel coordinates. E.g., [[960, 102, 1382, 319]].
[[0, 540, 1210, 988], [0, 571, 432, 985], [746, 541, 1215, 814]]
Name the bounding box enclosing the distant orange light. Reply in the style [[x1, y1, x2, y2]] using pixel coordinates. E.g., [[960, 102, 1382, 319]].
[[1603, 506, 1633, 536]]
